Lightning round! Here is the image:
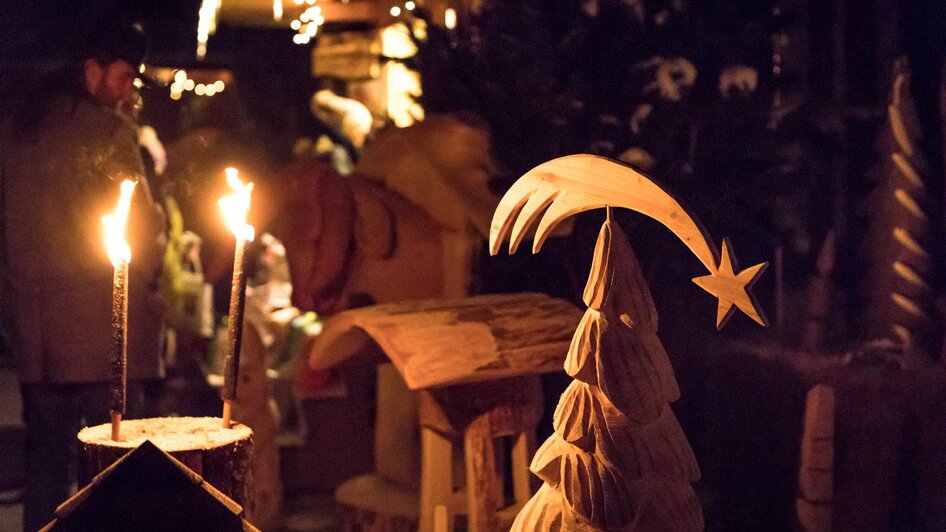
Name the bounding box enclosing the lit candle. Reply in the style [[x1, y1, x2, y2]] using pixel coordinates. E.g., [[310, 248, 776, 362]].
[[102, 179, 137, 441], [218, 168, 255, 427]]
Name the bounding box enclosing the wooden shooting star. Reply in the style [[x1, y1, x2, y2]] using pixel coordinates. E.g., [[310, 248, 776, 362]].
[[490, 154, 768, 329]]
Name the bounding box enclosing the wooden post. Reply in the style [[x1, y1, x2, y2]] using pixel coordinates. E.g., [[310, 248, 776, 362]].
[[464, 415, 498, 532], [511, 431, 536, 505], [419, 427, 453, 532], [796, 385, 835, 532]]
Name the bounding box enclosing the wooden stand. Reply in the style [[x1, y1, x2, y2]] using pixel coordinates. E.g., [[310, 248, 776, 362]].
[[78, 417, 254, 511]]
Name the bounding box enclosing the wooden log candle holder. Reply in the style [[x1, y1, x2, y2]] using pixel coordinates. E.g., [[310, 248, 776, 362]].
[[78, 417, 254, 511]]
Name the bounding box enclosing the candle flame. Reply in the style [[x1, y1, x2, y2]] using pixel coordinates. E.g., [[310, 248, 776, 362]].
[[219, 167, 255, 242], [103, 180, 137, 267]]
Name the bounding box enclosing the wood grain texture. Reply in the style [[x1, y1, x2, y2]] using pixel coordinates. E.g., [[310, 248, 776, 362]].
[[307, 292, 581, 389], [490, 154, 767, 329], [488, 155, 716, 272], [464, 415, 500, 532], [79, 425, 254, 511], [512, 220, 702, 532]]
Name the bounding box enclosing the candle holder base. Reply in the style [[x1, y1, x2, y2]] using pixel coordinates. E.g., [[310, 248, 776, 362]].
[[78, 417, 254, 513]]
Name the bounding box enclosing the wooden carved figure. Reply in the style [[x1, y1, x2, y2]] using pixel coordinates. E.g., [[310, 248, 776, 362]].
[[490, 155, 768, 531], [858, 59, 933, 359]]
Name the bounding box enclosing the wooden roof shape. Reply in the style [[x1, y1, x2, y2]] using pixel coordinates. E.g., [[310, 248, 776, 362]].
[[307, 292, 582, 390], [41, 440, 259, 532]]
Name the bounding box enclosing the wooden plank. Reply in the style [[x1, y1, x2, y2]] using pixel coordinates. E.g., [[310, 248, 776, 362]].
[[307, 292, 580, 389]]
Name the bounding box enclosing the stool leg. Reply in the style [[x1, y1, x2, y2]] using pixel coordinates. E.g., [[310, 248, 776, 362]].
[[420, 427, 454, 532], [464, 415, 499, 532], [511, 430, 536, 505]]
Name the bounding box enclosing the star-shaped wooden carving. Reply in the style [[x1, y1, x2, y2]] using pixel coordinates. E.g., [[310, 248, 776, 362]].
[[692, 239, 769, 329]]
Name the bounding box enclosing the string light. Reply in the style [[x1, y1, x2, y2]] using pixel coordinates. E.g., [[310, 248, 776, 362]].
[[290, 4, 323, 45], [167, 69, 228, 100]]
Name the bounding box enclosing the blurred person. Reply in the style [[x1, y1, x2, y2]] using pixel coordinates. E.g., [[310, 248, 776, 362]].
[[0, 20, 165, 531]]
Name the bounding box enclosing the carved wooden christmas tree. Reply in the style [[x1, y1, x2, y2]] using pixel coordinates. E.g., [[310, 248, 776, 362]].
[[490, 155, 768, 531], [858, 59, 933, 356]]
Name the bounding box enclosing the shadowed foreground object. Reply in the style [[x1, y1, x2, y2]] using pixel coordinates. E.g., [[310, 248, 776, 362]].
[[41, 440, 258, 531], [490, 155, 769, 530]]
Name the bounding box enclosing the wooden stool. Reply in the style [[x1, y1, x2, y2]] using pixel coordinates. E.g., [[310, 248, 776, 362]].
[[418, 376, 542, 532]]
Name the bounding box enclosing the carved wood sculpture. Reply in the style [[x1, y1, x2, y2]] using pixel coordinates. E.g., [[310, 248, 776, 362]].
[[858, 59, 933, 359], [490, 155, 769, 531], [796, 384, 835, 532]]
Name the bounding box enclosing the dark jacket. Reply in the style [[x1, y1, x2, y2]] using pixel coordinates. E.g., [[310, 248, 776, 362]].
[[0, 93, 165, 383]]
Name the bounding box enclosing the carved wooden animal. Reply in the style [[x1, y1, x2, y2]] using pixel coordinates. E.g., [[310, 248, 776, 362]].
[[272, 114, 500, 314], [490, 155, 768, 531]]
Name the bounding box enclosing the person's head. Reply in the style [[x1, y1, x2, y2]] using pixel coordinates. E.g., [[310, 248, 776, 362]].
[[83, 58, 138, 109], [75, 21, 148, 109]]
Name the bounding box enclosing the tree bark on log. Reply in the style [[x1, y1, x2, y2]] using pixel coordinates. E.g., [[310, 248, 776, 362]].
[[78, 417, 254, 512]]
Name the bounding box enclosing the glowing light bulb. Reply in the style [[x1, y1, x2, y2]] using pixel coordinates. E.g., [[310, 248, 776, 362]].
[[390, 6, 401, 16]]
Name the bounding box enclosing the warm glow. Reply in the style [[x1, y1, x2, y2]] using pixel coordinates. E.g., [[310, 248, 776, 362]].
[[103, 180, 137, 267], [381, 23, 417, 58], [273, 0, 283, 21], [196, 0, 222, 59], [444, 8, 457, 29], [390, 6, 401, 16], [219, 168, 255, 242], [385, 61, 424, 127]]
